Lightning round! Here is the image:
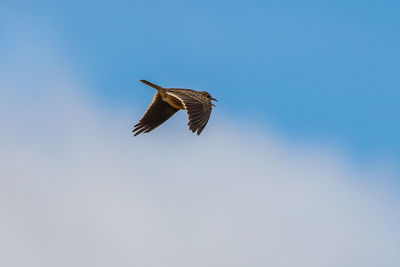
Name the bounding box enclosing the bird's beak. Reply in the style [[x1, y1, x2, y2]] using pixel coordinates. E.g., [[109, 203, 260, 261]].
[[211, 98, 217, 107]]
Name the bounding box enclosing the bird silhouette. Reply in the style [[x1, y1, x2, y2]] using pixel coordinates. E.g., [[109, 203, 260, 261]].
[[132, 80, 218, 136]]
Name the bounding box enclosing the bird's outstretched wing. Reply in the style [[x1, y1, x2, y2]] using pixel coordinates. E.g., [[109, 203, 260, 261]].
[[132, 93, 179, 136], [166, 90, 213, 135]]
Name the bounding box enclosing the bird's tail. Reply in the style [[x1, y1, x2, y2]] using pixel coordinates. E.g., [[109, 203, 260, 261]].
[[140, 80, 163, 90]]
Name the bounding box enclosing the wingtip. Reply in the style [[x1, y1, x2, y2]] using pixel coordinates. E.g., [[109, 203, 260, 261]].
[[132, 129, 142, 136]]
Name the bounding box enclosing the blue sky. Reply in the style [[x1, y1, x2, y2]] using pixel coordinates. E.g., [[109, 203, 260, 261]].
[[3, 1, 400, 161]]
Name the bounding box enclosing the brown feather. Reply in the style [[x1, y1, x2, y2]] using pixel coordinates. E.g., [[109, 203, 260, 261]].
[[132, 93, 179, 136], [166, 89, 213, 135]]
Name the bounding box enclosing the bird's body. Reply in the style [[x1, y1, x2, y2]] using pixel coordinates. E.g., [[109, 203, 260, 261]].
[[160, 91, 185, 110], [132, 80, 217, 136]]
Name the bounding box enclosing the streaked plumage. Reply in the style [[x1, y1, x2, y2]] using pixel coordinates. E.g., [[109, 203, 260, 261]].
[[132, 80, 217, 136]]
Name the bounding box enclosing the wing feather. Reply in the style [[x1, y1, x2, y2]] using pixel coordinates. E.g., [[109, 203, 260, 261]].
[[166, 90, 213, 135], [132, 93, 179, 136]]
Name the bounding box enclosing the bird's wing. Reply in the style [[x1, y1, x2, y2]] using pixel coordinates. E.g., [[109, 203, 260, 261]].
[[132, 93, 179, 136], [166, 90, 213, 135]]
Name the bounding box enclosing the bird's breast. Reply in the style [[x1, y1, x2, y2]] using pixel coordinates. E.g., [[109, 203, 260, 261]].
[[164, 95, 185, 110]]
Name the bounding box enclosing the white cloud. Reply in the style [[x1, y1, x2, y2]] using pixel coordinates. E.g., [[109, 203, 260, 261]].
[[1, 24, 399, 267]]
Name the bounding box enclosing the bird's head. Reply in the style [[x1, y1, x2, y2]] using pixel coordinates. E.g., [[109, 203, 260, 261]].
[[200, 91, 218, 106]]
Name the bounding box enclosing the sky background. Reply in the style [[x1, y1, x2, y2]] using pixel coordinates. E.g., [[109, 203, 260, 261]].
[[1, 1, 400, 266], [2, 0, 400, 160]]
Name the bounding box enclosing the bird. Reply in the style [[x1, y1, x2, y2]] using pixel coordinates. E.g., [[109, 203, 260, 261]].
[[132, 80, 218, 136]]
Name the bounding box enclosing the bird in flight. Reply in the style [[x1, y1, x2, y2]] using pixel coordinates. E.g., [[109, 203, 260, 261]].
[[132, 80, 218, 136]]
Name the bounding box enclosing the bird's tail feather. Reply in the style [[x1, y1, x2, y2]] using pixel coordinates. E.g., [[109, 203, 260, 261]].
[[140, 80, 163, 90]]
